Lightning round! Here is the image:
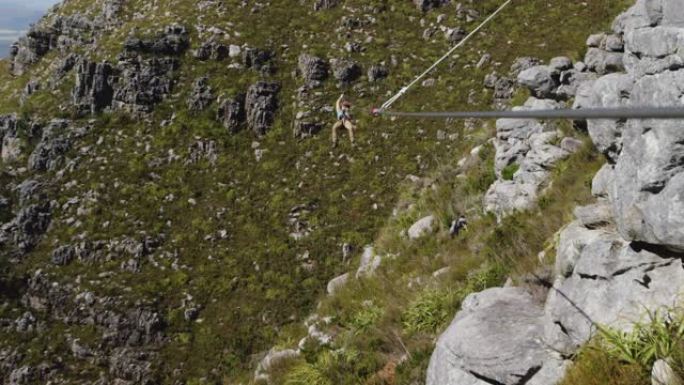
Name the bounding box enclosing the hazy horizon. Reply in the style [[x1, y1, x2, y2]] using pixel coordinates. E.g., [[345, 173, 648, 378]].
[[0, 0, 61, 58]]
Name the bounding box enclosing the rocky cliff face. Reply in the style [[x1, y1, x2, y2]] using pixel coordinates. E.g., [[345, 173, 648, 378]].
[[428, 1, 684, 384]]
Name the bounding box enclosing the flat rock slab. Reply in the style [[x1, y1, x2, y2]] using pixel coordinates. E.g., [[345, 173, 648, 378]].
[[427, 287, 562, 385]]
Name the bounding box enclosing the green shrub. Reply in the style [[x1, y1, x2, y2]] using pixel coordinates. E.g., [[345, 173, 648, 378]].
[[402, 288, 457, 334], [350, 304, 384, 332], [501, 163, 520, 181], [463, 262, 506, 293], [285, 362, 331, 385]]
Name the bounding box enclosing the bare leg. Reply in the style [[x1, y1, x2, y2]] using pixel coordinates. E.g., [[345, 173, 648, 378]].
[[332, 121, 343, 146], [343, 120, 355, 144]]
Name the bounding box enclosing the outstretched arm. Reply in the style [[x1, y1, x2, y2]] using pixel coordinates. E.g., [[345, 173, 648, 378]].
[[336, 94, 344, 112]]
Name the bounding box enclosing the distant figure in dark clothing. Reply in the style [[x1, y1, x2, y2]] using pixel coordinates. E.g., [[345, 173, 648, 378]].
[[450, 215, 468, 237]]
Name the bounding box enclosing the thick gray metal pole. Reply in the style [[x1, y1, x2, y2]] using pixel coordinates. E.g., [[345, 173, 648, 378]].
[[376, 106, 684, 120]]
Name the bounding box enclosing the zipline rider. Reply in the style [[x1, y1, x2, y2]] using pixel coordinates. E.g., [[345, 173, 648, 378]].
[[332, 93, 357, 147]]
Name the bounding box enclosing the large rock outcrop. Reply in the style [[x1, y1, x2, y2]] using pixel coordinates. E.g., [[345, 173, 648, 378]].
[[72, 60, 116, 115], [428, 287, 567, 385], [245, 82, 280, 136], [428, 1, 684, 384], [113, 57, 180, 113], [484, 97, 575, 219], [123, 24, 189, 56]]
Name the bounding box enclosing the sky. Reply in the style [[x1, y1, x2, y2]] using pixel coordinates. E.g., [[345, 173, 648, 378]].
[[0, 0, 62, 58]]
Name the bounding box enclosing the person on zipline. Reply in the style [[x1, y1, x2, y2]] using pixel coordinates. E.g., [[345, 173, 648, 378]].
[[332, 93, 356, 147]]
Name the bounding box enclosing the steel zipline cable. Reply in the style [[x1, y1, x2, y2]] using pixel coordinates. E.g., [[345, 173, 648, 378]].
[[378, 0, 514, 112]]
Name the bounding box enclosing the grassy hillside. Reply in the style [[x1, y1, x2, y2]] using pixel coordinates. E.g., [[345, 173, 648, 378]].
[[0, 0, 631, 383]]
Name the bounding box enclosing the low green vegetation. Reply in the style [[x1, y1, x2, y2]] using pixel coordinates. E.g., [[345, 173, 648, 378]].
[[269, 136, 603, 384], [600, 309, 684, 369], [501, 163, 519, 181], [562, 308, 684, 385]]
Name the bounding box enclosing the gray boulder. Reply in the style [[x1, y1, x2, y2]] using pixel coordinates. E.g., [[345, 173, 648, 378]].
[[486, 98, 569, 219], [254, 348, 300, 383], [367, 65, 389, 82], [556, 69, 599, 99], [408, 215, 435, 239], [72, 60, 116, 114], [587, 33, 607, 48], [414, 0, 450, 11], [187, 76, 215, 111], [427, 287, 565, 385], [517, 65, 559, 98], [579, 73, 635, 162], [606, 71, 684, 249], [331, 59, 362, 84], [555, 221, 613, 278], [8, 366, 35, 385], [623, 25, 684, 76], [245, 82, 280, 136], [446, 27, 466, 46], [217, 94, 246, 133], [51, 245, 76, 266], [313, 0, 340, 11], [114, 57, 179, 113], [10, 25, 58, 76], [549, 56, 573, 71], [293, 111, 324, 139], [544, 228, 684, 355], [484, 72, 516, 102], [327, 273, 349, 295], [613, 0, 684, 35], [356, 246, 382, 278], [17, 179, 44, 205], [591, 164, 614, 198], [573, 202, 614, 229], [194, 40, 230, 61], [560, 137, 583, 153], [102, 0, 125, 22], [28, 120, 72, 172], [510, 56, 543, 77], [1, 202, 51, 256], [652, 359, 684, 385], [298, 54, 328, 83], [484, 180, 538, 217], [14, 312, 36, 333], [109, 348, 156, 384], [123, 24, 189, 55], [243, 47, 274, 72], [584, 48, 625, 75]]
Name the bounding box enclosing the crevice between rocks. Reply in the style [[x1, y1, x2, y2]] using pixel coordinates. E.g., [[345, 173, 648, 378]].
[[578, 273, 608, 281], [635, 274, 651, 289], [513, 365, 542, 385], [554, 320, 570, 336], [630, 241, 684, 259], [468, 370, 507, 385]]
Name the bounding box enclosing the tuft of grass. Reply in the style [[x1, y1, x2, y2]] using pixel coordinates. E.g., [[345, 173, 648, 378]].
[[599, 309, 684, 369], [562, 308, 684, 385], [285, 362, 331, 385], [402, 288, 458, 334], [501, 163, 519, 181], [561, 342, 649, 385]]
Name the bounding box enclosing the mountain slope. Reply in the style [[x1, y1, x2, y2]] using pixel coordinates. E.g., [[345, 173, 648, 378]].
[[0, 0, 631, 384]]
